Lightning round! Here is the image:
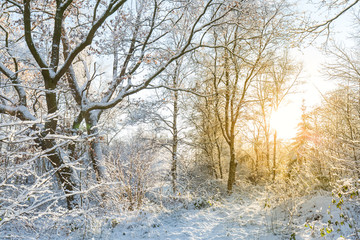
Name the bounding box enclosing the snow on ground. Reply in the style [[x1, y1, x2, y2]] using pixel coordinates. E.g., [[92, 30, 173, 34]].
[[1, 186, 358, 239], [105, 189, 358, 240], [110, 194, 275, 240]]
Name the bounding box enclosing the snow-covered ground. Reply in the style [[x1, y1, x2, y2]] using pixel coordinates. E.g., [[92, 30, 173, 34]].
[[110, 195, 279, 239], [1, 185, 359, 240], [107, 191, 358, 240]]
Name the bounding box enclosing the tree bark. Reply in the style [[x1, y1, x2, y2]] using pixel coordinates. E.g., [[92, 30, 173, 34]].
[[171, 76, 179, 194], [227, 139, 237, 193], [85, 111, 107, 182], [215, 140, 223, 179], [42, 78, 76, 210]]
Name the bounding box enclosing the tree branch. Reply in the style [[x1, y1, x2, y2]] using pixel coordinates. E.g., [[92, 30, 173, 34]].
[[23, 0, 51, 79], [55, 0, 127, 82]]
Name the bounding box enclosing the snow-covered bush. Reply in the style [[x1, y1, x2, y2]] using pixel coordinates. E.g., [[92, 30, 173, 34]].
[[105, 132, 159, 211], [322, 178, 360, 239]]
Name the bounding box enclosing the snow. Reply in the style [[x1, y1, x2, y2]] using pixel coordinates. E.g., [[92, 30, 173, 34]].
[[2, 183, 358, 240], [107, 191, 358, 240], [109, 196, 273, 240]]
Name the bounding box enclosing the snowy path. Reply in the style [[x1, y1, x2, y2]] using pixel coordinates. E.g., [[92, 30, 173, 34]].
[[106, 190, 358, 240], [3, 189, 356, 239], [109, 193, 283, 240]]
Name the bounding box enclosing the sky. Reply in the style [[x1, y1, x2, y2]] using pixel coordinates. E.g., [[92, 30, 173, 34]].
[[272, 46, 327, 140], [272, 0, 358, 140]]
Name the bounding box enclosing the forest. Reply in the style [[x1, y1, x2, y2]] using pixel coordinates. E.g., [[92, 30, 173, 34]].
[[0, 0, 359, 239]]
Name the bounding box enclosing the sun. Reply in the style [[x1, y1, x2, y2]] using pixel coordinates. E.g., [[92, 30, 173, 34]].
[[270, 105, 300, 141]]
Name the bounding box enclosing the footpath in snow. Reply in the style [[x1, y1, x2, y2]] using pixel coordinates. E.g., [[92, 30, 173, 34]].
[[107, 188, 358, 240], [2, 185, 358, 239]]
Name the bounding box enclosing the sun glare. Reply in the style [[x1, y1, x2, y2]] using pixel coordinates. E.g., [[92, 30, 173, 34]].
[[270, 106, 300, 141]]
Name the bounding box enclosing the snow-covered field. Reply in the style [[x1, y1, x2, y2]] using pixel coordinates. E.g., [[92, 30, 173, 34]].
[[2, 183, 358, 240]]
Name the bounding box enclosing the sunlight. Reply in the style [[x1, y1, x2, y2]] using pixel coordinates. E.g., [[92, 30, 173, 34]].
[[270, 105, 300, 141]]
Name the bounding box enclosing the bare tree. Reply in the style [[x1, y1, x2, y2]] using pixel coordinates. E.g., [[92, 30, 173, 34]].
[[321, 43, 360, 178], [206, 2, 294, 193], [1, 0, 129, 209], [0, 0, 231, 209]]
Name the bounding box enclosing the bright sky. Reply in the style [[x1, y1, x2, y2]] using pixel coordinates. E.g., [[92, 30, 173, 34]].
[[271, 0, 357, 141], [273, 46, 338, 140]]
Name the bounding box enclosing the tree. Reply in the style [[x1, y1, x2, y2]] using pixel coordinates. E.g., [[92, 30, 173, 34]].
[[1, 0, 129, 209], [322, 43, 360, 178], [305, 0, 360, 35], [188, 77, 226, 180], [127, 56, 193, 194], [265, 53, 300, 181], [195, 1, 295, 192], [0, 0, 232, 209]]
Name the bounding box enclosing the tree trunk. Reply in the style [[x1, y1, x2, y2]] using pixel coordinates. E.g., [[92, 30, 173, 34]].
[[41, 79, 76, 209], [171, 86, 178, 194], [49, 147, 76, 210], [272, 130, 277, 181], [171, 135, 178, 193], [254, 142, 259, 181], [265, 130, 271, 178], [85, 111, 107, 182], [216, 141, 223, 179], [227, 139, 237, 193]]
